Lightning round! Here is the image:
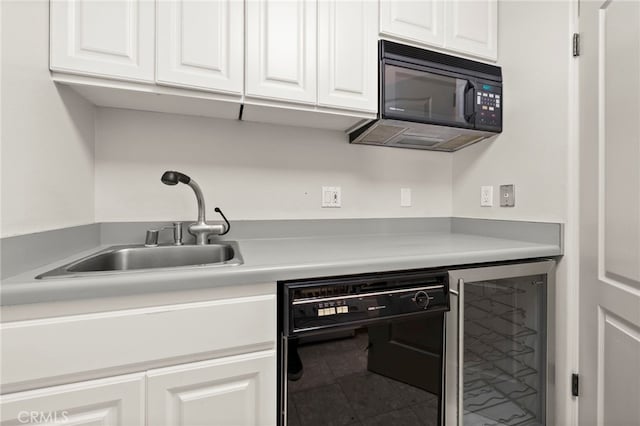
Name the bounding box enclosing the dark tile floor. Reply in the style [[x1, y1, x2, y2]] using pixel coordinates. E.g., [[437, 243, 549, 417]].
[[287, 330, 440, 426]]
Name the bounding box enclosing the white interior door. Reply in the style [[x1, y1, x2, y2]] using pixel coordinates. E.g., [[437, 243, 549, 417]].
[[578, 1, 640, 425]]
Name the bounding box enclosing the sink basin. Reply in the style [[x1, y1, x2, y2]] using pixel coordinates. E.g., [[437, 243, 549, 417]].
[[36, 242, 243, 279]]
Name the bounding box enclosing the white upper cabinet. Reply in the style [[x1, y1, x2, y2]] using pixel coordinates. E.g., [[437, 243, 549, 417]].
[[147, 351, 276, 426], [50, 0, 155, 82], [380, 0, 444, 47], [318, 0, 378, 112], [379, 0, 498, 61], [246, 0, 317, 104], [444, 0, 498, 60], [156, 0, 244, 94]]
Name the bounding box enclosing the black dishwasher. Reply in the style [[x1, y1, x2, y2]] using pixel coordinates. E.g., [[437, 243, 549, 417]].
[[278, 269, 450, 426]]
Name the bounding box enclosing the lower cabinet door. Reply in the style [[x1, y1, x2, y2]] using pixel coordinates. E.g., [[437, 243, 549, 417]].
[[147, 350, 277, 426], [0, 373, 145, 425]]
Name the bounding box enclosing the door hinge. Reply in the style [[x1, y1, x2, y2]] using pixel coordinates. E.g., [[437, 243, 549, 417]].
[[573, 33, 580, 57], [572, 373, 580, 396]]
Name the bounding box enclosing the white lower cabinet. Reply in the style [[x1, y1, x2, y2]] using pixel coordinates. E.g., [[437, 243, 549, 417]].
[[1, 287, 278, 426], [0, 350, 277, 426], [147, 350, 277, 426], [0, 373, 146, 425]]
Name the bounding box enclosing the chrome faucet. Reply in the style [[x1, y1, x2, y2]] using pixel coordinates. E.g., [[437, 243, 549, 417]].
[[160, 171, 230, 245]]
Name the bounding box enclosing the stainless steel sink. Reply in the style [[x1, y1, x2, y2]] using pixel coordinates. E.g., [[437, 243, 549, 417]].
[[36, 242, 243, 279]]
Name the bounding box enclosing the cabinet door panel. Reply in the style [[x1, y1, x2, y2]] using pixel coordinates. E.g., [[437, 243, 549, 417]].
[[246, 0, 316, 104], [318, 0, 378, 112], [147, 351, 277, 426], [156, 0, 243, 93], [444, 0, 498, 60], [380, 0, 444, 47], [0, 373, 145, 425], [50, 0, 154, 82]]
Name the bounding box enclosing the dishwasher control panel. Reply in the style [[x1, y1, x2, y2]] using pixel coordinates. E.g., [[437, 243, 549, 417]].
[[282, 270, 450, 336]]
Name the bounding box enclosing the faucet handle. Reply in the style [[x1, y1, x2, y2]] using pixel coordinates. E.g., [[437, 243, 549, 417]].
[[145, 222, 184, 247], [145, 229, 160, 247]]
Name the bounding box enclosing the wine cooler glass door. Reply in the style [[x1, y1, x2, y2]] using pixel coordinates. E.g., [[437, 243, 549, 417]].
[[445, 261, 554, 426]]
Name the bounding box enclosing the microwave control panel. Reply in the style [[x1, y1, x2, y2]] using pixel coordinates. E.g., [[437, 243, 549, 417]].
[[476, 85, 502, 129]]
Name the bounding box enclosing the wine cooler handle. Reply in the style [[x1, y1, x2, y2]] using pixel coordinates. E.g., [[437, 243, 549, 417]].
[[449, 279, 464, 426]]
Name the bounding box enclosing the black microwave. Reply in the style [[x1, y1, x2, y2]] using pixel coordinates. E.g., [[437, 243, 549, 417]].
[[350, 41, 503, 152]]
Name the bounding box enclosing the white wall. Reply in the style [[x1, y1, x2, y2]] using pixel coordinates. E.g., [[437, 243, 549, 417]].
[[0, 0, 95, 238], [94, 108, 452, 222], [451, 3, 576, 425], [452, 1, 571, 223], [0, 0, 571, 232]]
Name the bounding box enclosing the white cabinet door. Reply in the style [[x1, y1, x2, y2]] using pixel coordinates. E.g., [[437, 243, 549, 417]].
[[156, 0, 244, 94], [318, 0, 378, 112], [147, 350, 277, 426], [246, 0, 317, 104], [50, 0, 155, 82], [444, 0, 498, 60], [0, 373, 145, 425], [380, 0, 444, 47]]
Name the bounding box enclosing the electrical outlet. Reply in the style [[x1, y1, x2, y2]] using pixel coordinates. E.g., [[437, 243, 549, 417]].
[[321, 186, 341, 208], [480, 186, 494, 207], [500, 184, 515, 207], [400, 188, 412, 207]]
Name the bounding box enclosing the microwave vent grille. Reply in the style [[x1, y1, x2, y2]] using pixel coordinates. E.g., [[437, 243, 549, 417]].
[[361, 124, 406, 144], [349, 119, 498, 152], [437, 134, 487, 150], [395, 137, 442, 147]]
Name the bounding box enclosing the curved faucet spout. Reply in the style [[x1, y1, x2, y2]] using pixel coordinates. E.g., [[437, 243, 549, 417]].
[[186, 179, 206, 224]]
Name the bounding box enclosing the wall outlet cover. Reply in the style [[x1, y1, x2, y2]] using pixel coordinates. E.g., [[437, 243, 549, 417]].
[[480, 186, 494, 207], [322, 186, 342, 208], [500, 184, 515, 207], [400, 188, 412, 207]]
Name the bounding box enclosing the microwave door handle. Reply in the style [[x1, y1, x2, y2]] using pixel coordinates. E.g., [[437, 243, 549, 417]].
[[463, 82, 475, 123]]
